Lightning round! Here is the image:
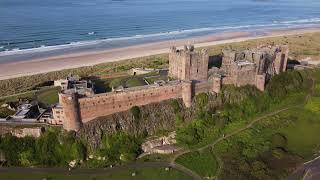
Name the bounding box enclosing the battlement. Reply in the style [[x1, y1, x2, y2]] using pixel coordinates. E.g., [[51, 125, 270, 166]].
[[169, 45, 209, 81], [57, 44, 288, 131]]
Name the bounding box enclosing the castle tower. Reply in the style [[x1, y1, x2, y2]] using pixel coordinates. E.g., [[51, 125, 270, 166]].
[[221, 49, 236, 76], [182, 81, 193, 108], [274, 45, 289, 74], [59, 92, 82, 131], [212, 75, 222, 94], [169, 45, 209, 81]]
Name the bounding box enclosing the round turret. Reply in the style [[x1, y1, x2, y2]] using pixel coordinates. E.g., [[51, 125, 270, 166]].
[[59, 92, 82, 131]]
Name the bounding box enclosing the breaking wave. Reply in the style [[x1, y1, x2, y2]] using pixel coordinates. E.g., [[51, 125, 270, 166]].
[[0, 17, 320, 57]]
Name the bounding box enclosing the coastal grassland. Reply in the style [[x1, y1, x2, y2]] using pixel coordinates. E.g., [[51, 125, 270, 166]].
[[211, 70, 320, 179], [0, 86, 60, 109], [175, 148, 218, 177], [204, 31, 320, 61], [1, 32, 320, 97], [0, 167, 192, 180], [174, 69, 314, 179], [0, 55, 168, 97], [36, 86, 61, 105]]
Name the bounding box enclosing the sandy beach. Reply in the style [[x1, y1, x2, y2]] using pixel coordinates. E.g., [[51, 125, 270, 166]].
[[0, 28, 319, 80]]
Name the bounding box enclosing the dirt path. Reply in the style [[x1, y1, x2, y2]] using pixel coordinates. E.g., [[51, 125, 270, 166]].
[[170, 74, 315, 179]]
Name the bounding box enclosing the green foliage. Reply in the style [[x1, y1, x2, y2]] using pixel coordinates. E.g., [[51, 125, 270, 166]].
[[175, 114, 184, 128], [130, 106, 141, 120], [0, 135, 36, 166], [266, 70, 305, 99], [0, 129, 87, 167], [305, 97, 320, 113], [176, 148, 218, 177], [271, 133, 287, 149], [0, 108, 15, 118], [99, 132, 142, 163], [195, 93, 208, 108], [109, 78, 122, 88], [170, 100, 181, 114]]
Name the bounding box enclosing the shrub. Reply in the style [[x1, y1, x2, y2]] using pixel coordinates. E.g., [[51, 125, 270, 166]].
[[130, 106, 141, 120]]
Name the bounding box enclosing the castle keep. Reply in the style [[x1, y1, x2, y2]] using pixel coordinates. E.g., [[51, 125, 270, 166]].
[[55, 45, 288, 131]]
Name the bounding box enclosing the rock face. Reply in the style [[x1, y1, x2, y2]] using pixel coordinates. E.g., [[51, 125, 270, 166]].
[[141, 132, 179, 155], [78, 93, 222, 150], [78, 99, 184, 150], [12, 128, 42, 138], [0, 125, 44, 138]]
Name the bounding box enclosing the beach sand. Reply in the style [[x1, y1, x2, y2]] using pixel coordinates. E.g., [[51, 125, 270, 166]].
[[0, 28, 319, 80]]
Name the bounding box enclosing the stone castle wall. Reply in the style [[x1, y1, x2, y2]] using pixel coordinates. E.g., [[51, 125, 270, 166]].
[[58, 45, 288, 131], [78, 82, 182, 123]]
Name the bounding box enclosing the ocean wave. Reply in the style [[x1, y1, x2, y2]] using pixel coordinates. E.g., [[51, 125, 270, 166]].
[[0, 19, 319, 57], [277, 18, 320, 24]]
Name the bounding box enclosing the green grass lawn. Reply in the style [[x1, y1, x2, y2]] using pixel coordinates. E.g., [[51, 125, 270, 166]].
[[125, 77, 146, 87], [175, 148, 218, 177], [36, 87, 61, 105], [0, 167, 192, 180], [280, 108, 320, 159]]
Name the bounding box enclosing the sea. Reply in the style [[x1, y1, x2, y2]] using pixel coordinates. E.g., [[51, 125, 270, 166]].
[[0, 0, 320, 61]]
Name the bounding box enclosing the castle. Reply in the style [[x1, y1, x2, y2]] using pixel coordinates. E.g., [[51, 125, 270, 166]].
[[53, 44, 289, 131]]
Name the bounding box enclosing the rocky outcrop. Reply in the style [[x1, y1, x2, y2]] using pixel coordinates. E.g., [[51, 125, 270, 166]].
[[141, 132, 179, 155], [78, 99, 184, 149], [78, 93, 222, 150], [0, 125, 44, 138]]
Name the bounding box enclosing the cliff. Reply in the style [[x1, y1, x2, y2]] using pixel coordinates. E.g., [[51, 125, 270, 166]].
[[78, 92, 224, 150]]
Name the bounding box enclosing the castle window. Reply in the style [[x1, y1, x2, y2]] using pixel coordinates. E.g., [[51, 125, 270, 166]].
[[119, 105, 121, 108], [113, 106, 115, 109]]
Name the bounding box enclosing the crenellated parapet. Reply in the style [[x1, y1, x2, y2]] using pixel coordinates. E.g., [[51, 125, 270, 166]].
[[169, 45, 209, 81]]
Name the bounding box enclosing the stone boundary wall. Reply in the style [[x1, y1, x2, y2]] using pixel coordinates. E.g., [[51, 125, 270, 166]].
[[78, 82, 183, 123]]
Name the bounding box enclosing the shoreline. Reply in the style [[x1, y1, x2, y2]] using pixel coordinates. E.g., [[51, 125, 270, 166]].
[[0, 27, 319, 80]]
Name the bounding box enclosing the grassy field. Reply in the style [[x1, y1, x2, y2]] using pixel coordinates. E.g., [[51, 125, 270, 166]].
[[176, 148, 218, 177], [281, 108, 320, 158], [36, 87, 61, 105], [0, 167, 192, 180]]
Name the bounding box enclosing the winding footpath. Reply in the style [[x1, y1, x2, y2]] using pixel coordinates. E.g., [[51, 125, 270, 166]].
[[170, 75, 315, 179], [0, 76, 315, 180]]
